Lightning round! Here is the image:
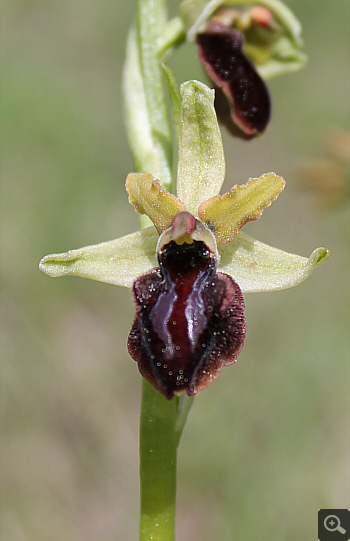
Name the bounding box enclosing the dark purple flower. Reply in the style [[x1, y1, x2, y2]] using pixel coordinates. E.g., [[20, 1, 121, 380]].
[[128, 212, 246, 399], [197, 22, 271, 139]]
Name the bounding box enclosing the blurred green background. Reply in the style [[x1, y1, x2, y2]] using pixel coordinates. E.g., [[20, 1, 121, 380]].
[[1, 0, 349, 540]]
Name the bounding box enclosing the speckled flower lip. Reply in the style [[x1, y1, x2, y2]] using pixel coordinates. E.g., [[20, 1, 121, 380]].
[[128, 212, 246, 399]]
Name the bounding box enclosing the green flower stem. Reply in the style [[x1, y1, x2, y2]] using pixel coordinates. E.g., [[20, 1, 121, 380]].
[[140, 381, 193, 541], [127, 0, 194, 539]]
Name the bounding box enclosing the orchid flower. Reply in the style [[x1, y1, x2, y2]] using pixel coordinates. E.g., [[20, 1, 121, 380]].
[[180, 0, 307, 79], [39, 80, 330, 399], [178, 0, 308, 137]]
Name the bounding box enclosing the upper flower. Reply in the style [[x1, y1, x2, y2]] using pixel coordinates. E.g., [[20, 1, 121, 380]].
[[196, 21, 271, 138], [39, 80, 330, 397], [180, 0, 307, 138], [180, 0, 307, 78]]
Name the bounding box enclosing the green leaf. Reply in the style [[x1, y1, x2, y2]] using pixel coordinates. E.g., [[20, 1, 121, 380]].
[[39, 228, 158, 288], [218, 231, 331, 293], [177, 80, 225, 215], [162, 63, 182, 142], [137, 0, 173, 187], [122, 23, 173, 189], [123, 28, 163, 179], [198, 173, 285, 245]]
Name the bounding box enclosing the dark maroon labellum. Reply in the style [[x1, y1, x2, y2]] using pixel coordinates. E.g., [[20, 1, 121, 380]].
[[128, 237, 246, 399], [197, 22, 271, 138]]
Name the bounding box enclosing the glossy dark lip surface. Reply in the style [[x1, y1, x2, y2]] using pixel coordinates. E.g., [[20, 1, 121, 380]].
[[128, 240, 246, 399], [197, 23, 271, 138]]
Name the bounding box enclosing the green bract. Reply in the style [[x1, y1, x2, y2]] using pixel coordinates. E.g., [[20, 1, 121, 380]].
[[180, 0, 307, 78], [40, 81, 330, 293]]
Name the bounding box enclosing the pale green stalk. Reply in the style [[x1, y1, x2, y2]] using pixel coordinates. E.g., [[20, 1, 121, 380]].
[[123, 0, 194, 539], [140, 383, 193, 541]]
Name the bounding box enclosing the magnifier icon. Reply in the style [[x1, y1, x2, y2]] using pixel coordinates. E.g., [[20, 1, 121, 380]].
[[324, 515, 346, 534]]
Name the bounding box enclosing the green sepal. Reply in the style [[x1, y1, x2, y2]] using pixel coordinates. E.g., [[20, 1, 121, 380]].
[[39, 227, 331, 294], [177, 80, 225, 215], [218, 231, 331, 293], [253, 34, 307, 80], [39, 228, 158, 289]]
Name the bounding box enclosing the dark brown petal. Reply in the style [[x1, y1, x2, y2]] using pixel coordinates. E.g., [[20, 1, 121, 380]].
[[127, 239, 246, 399], [197, 22, 271, 138]]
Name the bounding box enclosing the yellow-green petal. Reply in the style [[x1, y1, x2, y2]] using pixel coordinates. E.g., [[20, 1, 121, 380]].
[[39, 228, 158, 288], [177, 80, 225, 215], [198, 173, 285, 246], [218, 231, 331, 293], [126, 172, 187, 234]]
